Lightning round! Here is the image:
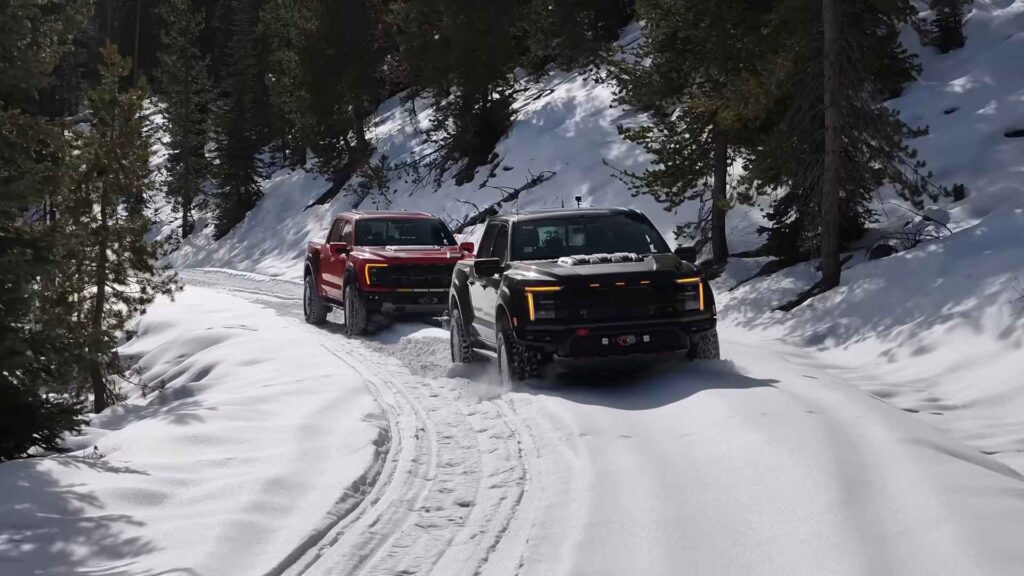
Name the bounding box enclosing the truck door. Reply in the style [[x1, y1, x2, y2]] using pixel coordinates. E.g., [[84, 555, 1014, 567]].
[[320, 219, 350, 300], [469, 221, 508, 345]]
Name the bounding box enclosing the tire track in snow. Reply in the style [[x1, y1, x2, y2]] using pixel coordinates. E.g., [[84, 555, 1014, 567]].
[[295, 337, 529, 576], [182, 269, 532, 576]]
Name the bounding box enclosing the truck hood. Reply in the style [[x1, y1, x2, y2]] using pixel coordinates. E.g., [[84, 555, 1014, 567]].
[[508, 253, 698, 282], [355, 245, 465, 262]]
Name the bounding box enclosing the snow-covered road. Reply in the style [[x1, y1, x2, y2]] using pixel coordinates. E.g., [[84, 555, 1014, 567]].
[[178, 268, 1024, 576]]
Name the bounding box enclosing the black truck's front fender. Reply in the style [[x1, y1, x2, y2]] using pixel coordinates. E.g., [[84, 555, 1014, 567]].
[[449, 263, 475, 327]]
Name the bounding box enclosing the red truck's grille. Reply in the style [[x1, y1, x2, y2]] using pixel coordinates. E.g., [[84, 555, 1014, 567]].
[[379, 264, 455, 290]]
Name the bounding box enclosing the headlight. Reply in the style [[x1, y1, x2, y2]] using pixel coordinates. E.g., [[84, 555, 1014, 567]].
[[525, 286, 562, 321], [675, 277, 704, 311], [365, 263, 388, 286]]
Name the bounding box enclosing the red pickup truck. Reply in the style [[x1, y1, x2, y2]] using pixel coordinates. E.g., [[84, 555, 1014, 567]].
[[304, 210, 474, 335]]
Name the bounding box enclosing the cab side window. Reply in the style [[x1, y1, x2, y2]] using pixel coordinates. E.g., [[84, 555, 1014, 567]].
[[327, 220, 343, 243], [339, 221, 353, 244], [491, 223, 509, 263], [477, 222, 499, 259]]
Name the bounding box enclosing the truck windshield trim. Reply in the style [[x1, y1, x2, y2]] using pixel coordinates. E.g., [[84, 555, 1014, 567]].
[[511, 214, 671, 261], [355, 218, 457, 247]]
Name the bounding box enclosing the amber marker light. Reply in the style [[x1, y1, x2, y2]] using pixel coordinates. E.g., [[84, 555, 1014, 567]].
[[524, 286, 562, 321], [364, 263, 388, 285]]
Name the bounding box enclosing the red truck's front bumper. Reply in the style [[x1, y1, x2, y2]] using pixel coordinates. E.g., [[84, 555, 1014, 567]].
[[362, 288, 449, 316]]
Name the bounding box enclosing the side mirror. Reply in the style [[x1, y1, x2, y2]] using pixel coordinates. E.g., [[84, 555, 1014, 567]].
[[473, 257, 502, 277], [674, 245, 697, 264], [459, 241, 475, 255], [329, 242, 349, 255]]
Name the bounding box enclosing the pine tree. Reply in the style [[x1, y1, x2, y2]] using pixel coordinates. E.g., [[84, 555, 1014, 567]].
[[745, 0, 938, 287], [259, 0, 315, 166], [211, 0, 268, 239], [158, 0, 212, 239], [390, 0, 525, 184], [523, 0, 634, 71], [303, 0, 388, 176], [55, 44, 179, 413], [0, 0, 90, 461], [610, 0, 772, 264], [930, 0, 968, 53]]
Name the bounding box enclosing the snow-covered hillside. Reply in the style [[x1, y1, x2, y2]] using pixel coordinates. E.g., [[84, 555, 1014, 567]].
[[155, 3, 1024, 470], [157, 22, 768, 280]]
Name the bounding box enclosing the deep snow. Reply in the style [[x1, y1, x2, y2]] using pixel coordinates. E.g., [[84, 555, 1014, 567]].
[[9, 270, 1023, 575], [0, 287, 385, 575]]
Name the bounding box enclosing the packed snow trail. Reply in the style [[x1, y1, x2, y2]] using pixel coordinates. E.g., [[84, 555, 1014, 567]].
[[182, 268, 1024, 576], [184, 269, 529, 576]]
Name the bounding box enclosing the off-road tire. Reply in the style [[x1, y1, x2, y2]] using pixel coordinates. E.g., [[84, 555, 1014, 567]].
[[304, 274, 328, 325], [496, 324, 543, 389], [344, 284, 368, 337], [689, 328, 721, 360], [450, 307, 475, 364]]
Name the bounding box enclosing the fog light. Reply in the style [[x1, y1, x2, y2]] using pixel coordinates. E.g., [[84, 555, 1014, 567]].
[[601, 337, 609, 345], [643, 334, 650, 343]]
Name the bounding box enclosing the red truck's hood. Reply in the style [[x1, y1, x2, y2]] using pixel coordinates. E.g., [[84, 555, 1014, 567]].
[[354, 245, 467, 262]]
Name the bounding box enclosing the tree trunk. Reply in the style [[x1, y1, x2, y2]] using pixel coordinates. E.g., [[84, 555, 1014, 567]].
[[182, 187, 193, 239], [351, 107, 369, 158], [133, 0, 141, 85], [711, 125, 730, 264], [91, 191, 110, 413], [820, 0, 842, 290]]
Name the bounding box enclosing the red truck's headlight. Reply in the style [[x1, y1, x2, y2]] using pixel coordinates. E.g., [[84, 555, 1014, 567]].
[[364, 263, 387, 286]]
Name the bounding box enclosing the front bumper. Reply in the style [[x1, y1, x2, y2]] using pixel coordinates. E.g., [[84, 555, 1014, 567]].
[[517, 315, 716, 358], [363, 289, 449, 316]]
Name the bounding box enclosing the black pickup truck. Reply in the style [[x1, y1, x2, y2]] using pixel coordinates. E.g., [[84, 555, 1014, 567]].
[[448, 208, 719, 386]]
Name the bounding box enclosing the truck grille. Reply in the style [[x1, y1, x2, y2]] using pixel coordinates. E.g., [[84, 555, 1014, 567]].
[[380, 264, 455, 290], [577, 285, 686, 321]]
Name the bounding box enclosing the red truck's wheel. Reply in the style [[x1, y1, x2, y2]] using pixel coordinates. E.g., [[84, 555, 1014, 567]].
[[304, 275, 328, 325], [344, 284, 368, 337]]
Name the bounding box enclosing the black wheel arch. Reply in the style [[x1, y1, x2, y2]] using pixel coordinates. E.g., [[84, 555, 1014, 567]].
[[449, 264, 476, 326]]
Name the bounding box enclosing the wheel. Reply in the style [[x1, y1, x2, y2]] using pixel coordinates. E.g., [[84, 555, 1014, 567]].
[[450, 307, 476, 364], [344, 283, 368, 337], [496, 323, 543, 389], [304, 274, 328, 325], [688, 328, 721, 360]]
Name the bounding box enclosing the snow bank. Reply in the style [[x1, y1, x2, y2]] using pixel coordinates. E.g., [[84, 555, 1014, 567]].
[[0, 288, 384, 575], [713, 2, 1024, 472]]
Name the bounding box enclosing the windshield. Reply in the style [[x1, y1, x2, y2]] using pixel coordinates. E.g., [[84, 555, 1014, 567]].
[[355, 218, 456, 247], [511, 214, 671, 261]]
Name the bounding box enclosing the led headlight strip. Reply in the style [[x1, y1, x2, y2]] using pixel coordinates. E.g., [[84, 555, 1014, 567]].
[[364, 263, 388, 286], [524, 285, 562, 321], [675, 277, 704, 311]]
